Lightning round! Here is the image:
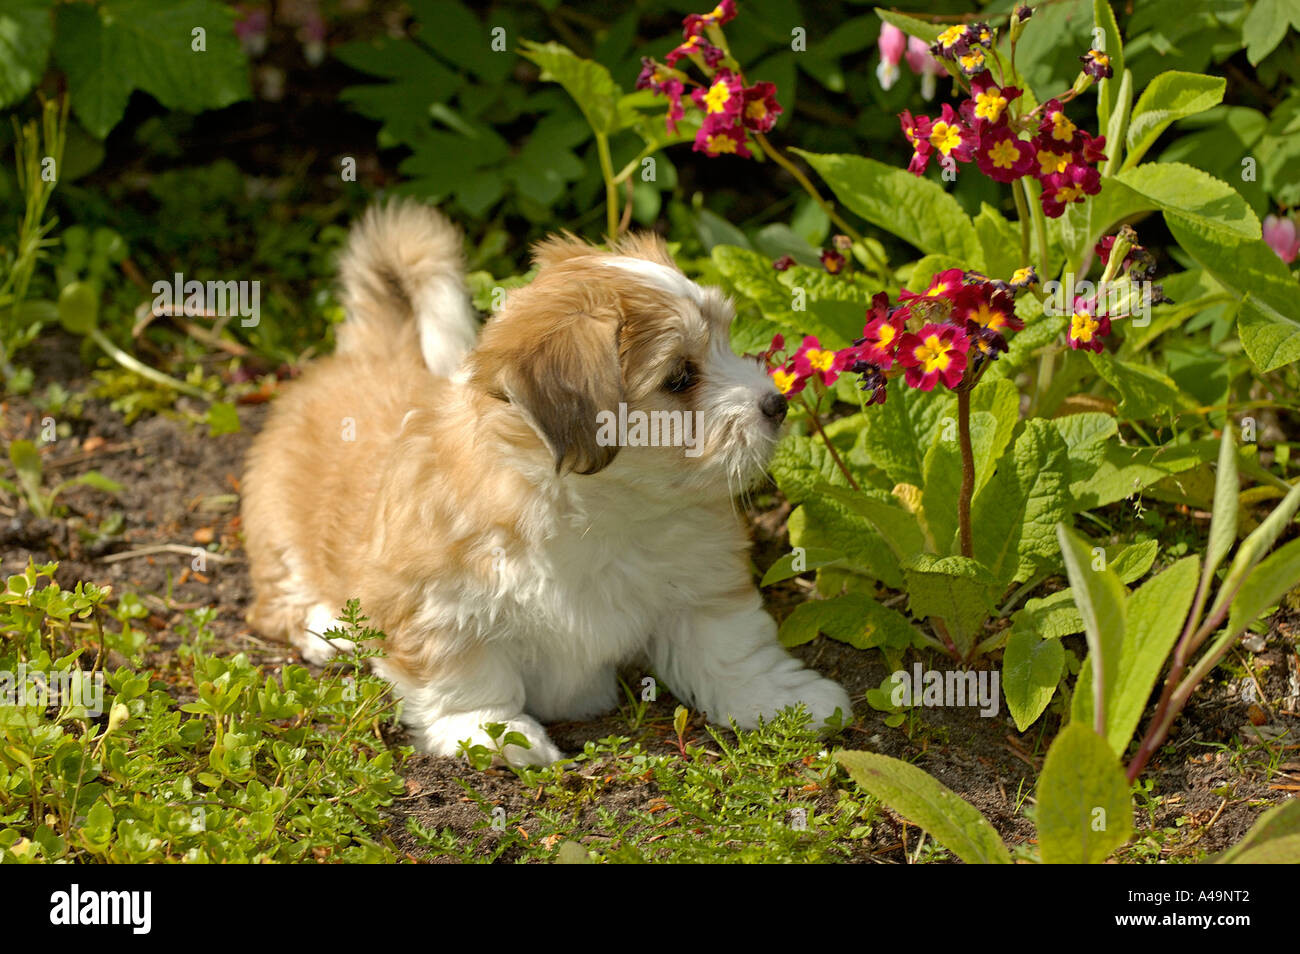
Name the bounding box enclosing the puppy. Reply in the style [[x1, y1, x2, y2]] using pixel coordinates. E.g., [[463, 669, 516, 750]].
[[241, 200, 851, 764]]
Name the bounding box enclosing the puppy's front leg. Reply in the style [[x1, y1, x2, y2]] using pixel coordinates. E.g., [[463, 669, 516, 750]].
[[379, 644, 564, 766], [649, 591, 852, 732]]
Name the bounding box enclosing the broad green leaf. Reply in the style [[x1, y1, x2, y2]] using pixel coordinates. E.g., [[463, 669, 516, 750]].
[[1114, 163, 1258, 237], [798, 490, 906, 589], [769, 433, 866, 505], [1086, 352, 1191, 421], [792, 150, 983, 266], [971, 419, 1072, 586], [1111, 539, 1160, 583], [712, 245, 855, 347], [1227, 537, 1300, 638], [55, 0, 250, 139], [871, 10, 942, 44], [1055, 413, 1213, 509], [1003, 630, 1065, 732], [859, 377, 952, 487], [1214, 800, 1300, 863], [970, 377, 1020, 493], [518, 41, 623, 136], [66, 471, 125, 495], [9, 439, 44, 513], [902, 554, 997, 656], [817, 483, 927, 563], [1238, 294, 1300, 374], [1075, 556, 1200, 756], [1241, 0, 1300, 65], [1124, 72, 1226, 169], [779, 592, 921, 650], [1057, 523, 1127, 739], [761, 547, 844, 586], [0, 0, 52, 108], [1014, 589, 1084, 640], [1036, 723, 1133, 864], [835, 750, 1011, 864]]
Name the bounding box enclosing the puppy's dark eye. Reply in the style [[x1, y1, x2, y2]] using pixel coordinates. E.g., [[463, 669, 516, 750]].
[[663, 360, 697, 393]]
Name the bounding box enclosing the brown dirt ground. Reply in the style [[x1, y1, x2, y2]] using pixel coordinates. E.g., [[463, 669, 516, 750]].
[[2, 342, 1297, 863]]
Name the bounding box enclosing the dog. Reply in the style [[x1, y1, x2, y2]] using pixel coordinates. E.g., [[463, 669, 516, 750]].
[[241, 200, 852, 764]]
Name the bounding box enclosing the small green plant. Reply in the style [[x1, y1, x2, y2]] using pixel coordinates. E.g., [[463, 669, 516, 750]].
[[0, 439, 122, 520]]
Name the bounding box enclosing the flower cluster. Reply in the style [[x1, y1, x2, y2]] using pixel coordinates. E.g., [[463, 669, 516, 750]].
[[931, 21, 996, 77], [1064, 229, 1170, 352], [901, 63, 1107, 217], [636, 1, 783, 159], [765, 266, 1038, 403]]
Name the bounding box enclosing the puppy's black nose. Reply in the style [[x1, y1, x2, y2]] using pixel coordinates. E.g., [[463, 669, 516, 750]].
[[760, 391, 788, 424]]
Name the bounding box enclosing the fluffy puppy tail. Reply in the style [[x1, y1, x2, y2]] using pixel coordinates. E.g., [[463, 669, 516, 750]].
[[335, 199, 478, 376]]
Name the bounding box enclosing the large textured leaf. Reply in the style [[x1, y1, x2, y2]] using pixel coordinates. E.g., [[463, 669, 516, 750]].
[[1003, 630, 1065, 732], [769, 434, 865, 505], [971, 419, 1072, 587], [922, 411, 996, 556], [0, 0, 52, 108], [797, 491, 906, 590], [1114, 163, 1258, 237], [519, 41, 623, 136], [835, 750, 1011, 864], [859, 378, 952, 487], [1036, 724, 1133, 864], [1214, 800, 1300, 863], [1124, 73, 1226, 168], [1165, 212, 1300, 372], [55, 0, 249, 139], [1086, 352, 1191, 421], [816, 483, 926, 564], [1055, 414, 1213, 509], [1074, 556, 1200, 756], [1057, 524, 1127, 739], [779, 593, 921, 650], [902, 554, 997, 656], [793, 150, 983, 266]]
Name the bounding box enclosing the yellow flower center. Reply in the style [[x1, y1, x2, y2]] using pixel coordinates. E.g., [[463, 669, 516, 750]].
[[1071, 312, 1099, 342], [772, 368, 798, 394], [988, 138, 1021, 170], [745, 99, 768, 121], [925, 280, 950, 298], [1090, 49, 1110, 67], [914, 335, 953, 373], [704, 80, 733, 113], [1037, 148, 1069, 177], [1055, 183, 1084, 204], [1050, 110, 1077, 143], [1012, 267, 1035, 285], [876, 323, 897, 347], [930, 121, 961, 155], [960, 49, 986, 71], [975, 89, 1008, 123], [969, 302, 1006, 330], [705, 133, 738, 154], [938, 25, 965, 49], [805, 348, 835, 372]]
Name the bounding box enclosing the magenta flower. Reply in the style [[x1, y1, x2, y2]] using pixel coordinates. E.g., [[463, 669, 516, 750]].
[[877, 23, 907, 91], [906, 37, 945, 99], [1263, 214, 1300, 264]]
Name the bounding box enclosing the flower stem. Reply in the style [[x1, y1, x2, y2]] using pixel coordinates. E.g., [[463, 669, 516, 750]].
[[1012, 177, 1032, 269], [957, 387, 975, 559], [801, 394, 861, 492], [595, 132, 619, 238]]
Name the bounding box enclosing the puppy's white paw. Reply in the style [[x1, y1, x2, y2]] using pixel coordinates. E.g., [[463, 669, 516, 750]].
[[293, 606, 356, 665], [719, 671, 852, 733], [418, 713, 565, 766]]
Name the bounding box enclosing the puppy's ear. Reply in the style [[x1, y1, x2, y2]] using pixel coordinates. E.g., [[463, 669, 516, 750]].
[[476, 312, 624, 475]]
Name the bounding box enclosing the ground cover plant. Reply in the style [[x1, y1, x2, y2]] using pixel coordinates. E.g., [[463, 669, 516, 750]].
[[1, 0, 1298, 867]]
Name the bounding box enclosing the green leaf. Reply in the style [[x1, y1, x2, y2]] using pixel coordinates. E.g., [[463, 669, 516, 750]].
[[1014, 589, 1085, 640], [817, 483, 927, 564], [1076, 556, 1200, 756], [1210, 479, 1300, 623], [518, 41, 623, 136], [9, 439, 45, 515], [1204, 425, 1240, 589], [1056, 524, 1127, 739], [971, 419, 1073, 587], [859, 377, 953, 487], [769, 433, 864, 505], [57, 281, 98, 335], [1003, 629, 1065, 732], [902, 554, 997, 657], [1086, 352, 1191, 421], [1114, 162, 1259, 237], [973, 204, 1023, 285], [779, 592, 921, 650], [1124, 72, 1226, 169], [761, 547, 844, 587], [55, 0, 250, 139], [0, 0, 53, 108], [792, 150, 983, 266], [1241, 0, 1300, 65], [922, 411, 995, 555], [1238, 294, 1300, 374], [1036, 723, 1133, 863], [205, 401, 241, 437], [871, 10, 942, 44], [1214, 799, 1300, 863], [1055, 414, 1212, 509], [1228, 537, 1300, 638], [835, 750, 1011, 864]]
